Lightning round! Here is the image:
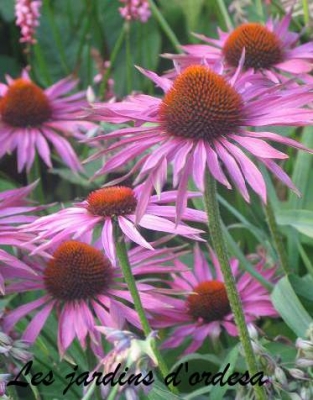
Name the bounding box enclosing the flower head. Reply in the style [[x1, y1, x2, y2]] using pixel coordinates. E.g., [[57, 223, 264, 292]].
[[151, 246, 278, 354], [3, 239, 182, 356], [24, 185, 206, 264], [88, 64, 313, 217], [119, 0, 151, 23], [0, 70, 94, 172], [15, 0, 42, 45], [164, 13, 313, 79]]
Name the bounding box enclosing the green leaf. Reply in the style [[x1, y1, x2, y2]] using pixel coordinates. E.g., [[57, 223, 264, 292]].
[[209, 346, 239, 400], [276, 210, 313, 239], [0, 0, 15, 22], [289, 274, 313, 302], [147, 378, 182, 400], [271, 276, 313, 337], [184, 346, 239, 400], [179, 0, 205, 32]]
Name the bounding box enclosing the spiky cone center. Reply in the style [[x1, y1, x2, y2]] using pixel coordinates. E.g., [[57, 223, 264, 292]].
[[0, 79, 52, 127], [44, 241, 113, 301], [187, 280, 231, 323], [158, 65, 244, 142], [223, 23, 283, 70], [86, 186, 137, 217]]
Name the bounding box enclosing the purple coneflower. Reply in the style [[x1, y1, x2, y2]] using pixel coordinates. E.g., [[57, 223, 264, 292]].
[[164, 13, 313, 80], [0, 182, 44, 294], [151, 246, 278, 354], [24, 185, 206, 264], [87, 64, 313, 218], [0, 70, 94, 172], [3, 240, 182, 356]]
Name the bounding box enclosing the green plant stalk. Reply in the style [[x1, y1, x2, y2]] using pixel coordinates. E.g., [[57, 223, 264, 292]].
[[264, 200, 289, 274], [125, 22, 133, 94], [256, 0, 265, 22], [302, 0, 310, 26], [216, 0, 233, 31], [204, 171, 266, 400], [26, 155, 45, 203], [113, 222, 178, 394], [99, 27, 126, 99], [147, 0, 182, 52]]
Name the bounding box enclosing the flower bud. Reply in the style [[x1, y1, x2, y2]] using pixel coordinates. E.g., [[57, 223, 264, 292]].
[[274, 366, 287, 386], [296, 358, 313, 368]]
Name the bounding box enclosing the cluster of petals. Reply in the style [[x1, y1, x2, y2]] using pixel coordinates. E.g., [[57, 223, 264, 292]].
[[0, 70, 94, 172], [0, 182, 43, 294], [151, 246, 278, 354], [15, 0, 42, 45], [164, 12, 313, 80], [23, 186, 206, 265], [87, 62, 313, 217], [119, 0, 151, 23], [3, 239, 185, 356]]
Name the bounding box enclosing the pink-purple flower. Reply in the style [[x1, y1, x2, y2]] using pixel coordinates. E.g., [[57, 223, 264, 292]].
[[3, 239, 183, 356], [151, 246, 278, 354], [0, 70, 94, 172], [164, 13, 313, 80], [87, 64, 313, 219], [23, 185, 206, 264]]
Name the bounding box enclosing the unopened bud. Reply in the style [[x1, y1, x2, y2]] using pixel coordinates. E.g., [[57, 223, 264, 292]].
[[86, 86, 96, 103], [287, 368, 308, 380], [301, 386, 312, 400], [274, 366, 287, 386], [296, 338, 313, 351], [296, 358, 313, 368]]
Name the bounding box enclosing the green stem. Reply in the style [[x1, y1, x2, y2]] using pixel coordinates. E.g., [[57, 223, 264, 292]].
[[264, 201, 289, 275], [99, 27, 126, 99], [256, 0, 265, 22], [147, 0, 182, 52], [113, 223, 178, 394], [125, 22, 133, 94], [27, 155, 45, 203], [204, 172, 266, 400], [216, 0, 233, 31], [302, 0, 310, 27]]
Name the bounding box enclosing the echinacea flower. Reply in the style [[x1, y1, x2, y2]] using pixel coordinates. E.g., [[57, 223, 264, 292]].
[[23, 185, 206, 264], [87, 64, 313, 218], [151, 246, 278, 354], [3, 239, 183, 356], [164, 12, 313, 80], [0, 70, 94, 172], [0, 182, 44, 294]]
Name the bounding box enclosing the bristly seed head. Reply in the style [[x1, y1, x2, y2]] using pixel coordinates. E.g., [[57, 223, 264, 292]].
[[187, 280, 231, 323], [0, 79, 52, 127], [222, 23, 283, 70], [86, 186, 137, 217], [158, 65, 243, 142], [44, 241, 113, 301]]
